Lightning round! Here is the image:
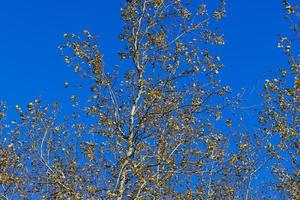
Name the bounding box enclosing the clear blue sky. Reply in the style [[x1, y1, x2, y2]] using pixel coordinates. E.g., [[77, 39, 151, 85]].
[[0, 0, 289, 107]]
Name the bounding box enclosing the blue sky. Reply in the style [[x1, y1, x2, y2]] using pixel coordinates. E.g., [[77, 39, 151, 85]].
[[0, 0, 289, 107]]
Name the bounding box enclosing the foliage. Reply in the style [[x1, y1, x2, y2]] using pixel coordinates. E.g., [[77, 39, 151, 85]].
[[0, 0, 299, 199], [259, 0, 300, 198]]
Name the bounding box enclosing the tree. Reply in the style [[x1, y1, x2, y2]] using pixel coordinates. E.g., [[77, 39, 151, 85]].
[[259, 0, 299, 198], [60, 0, 233, 199]]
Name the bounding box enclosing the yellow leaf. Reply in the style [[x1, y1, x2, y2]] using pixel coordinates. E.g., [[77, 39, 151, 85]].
[[215, 112, 222, 121], [226, 119, 232, 127]]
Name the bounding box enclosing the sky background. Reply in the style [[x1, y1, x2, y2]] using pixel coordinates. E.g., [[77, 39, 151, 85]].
[[0, 0, 289, 108]]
